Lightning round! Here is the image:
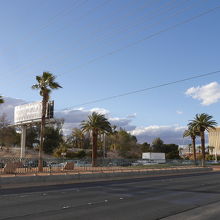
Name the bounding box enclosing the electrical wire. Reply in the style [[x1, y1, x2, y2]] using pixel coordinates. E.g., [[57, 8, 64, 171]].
[[0, 0, 88, 56], [62, 69, 220, 110], [60, 2, 218, 76], [4, 0, 190, 77], [0, 0, 116, 76]]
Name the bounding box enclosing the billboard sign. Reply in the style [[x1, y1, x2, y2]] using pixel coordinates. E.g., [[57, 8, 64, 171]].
[[14, 101, 54, 124]]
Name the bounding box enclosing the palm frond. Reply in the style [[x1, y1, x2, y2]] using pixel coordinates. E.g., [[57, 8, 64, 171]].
[[81, 112, 112, 134], [189, 113, 217, 132], [31, 84, 40, 90], [32, 72, 62, 98]]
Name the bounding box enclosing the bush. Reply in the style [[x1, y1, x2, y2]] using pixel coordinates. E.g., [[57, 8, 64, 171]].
[[66, 150, 86, 159], [53, 144, 68, 158], [166, 151, 180, 159], [206, 154, 215, 160]]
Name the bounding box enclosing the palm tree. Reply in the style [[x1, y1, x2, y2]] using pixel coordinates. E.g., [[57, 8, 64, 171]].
[[197, 146, 202, 154], [81, 112, 112, 166], [183, 126, 200, 163], [32, 72, 62, 171], [208, 146, 215, 155], [179, 147, 183, 156], [72, 128, 85, 148], [188, 144, 191, 154], [188, 113, 217, 167], [110, 125, 118, 151], [0, 95, 4, 104]]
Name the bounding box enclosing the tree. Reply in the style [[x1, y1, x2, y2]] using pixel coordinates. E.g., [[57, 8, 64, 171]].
[[44, 118, 64, 154], [141, 142, 151, 152], [0, 95, 4, 104], [208, 146, 215, 155], [163, 144, 180, 159], [179, 147, 183, 156], [72, 128, 85, 148], [108, 125, 119, 151], [32, 72, 62, 171], [26, 125, 40, 149], [150, 138, 180, 159], [81, 112, 112, 166], [43, 126, 63, 154], [188, 113, 217, 167], [0, 113, 20, 147], [188, 144, 192, 154], [197, 146, 201, 154], [113, 129, 139, 158], [151, 138, 164, 152], [66, 131, 91, 149], [183, 126, 200, 163]]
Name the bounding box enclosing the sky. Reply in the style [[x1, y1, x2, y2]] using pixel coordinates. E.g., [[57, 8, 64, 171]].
[[0, 0, 220, 144]]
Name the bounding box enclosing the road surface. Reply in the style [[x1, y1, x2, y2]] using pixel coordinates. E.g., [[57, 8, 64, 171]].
[[1, 172, 220, 220]]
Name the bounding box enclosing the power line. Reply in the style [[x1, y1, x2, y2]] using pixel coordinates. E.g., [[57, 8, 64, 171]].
[[14, 0, 191, 77], [1, 0, 116, 77], [62, 70, 220, 109], [0, 0, 88, 56], [4, 0, 192, 78], [60, 3, 220, 76], [59, 0, 195, 68], [52, 0, 187, 75], [101, 0, 193, 41], [58, 0, 185, 65], [7, 1, 212, 82], [4, 0, 160, 74], [4, 1, 218, 86]]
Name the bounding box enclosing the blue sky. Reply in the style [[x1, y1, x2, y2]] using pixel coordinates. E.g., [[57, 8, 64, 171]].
[[0, 0, 220, 143]]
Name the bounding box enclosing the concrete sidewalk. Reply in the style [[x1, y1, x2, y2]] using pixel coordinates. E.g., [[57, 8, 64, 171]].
[[0, 167, 212, 189]]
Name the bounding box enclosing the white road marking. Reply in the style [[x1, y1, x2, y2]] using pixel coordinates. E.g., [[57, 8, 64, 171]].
[[62, 205, 70, 209]]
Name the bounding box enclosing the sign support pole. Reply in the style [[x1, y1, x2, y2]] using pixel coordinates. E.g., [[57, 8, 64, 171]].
[[20, 125, 27, 159]]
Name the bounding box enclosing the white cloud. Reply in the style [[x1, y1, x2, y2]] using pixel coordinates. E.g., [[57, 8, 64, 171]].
[[1, 97, 195, 144], [126, 113, 137, 119], [56, 109, 137, 134], [109, 117, 136, 131], [176, 110, 183, 115], [0, 97, 136, 135], [185, 81, 220, 105], [89, 108, 109, 115], [130, 125, 187, 144], [0, 97, 26, 122]]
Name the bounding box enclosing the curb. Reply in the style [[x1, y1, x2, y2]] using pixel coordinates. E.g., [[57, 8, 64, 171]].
[[0, 167, 212, 189]]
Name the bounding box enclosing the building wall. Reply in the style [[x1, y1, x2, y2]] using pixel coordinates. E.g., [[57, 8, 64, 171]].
[[208, 127, 220, 155]]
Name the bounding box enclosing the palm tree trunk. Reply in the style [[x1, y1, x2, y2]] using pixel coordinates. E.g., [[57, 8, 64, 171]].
[[38, 98, 47, 172], [200, 131, 206, 167], [192, 137, 197, 164], [92, 130, 98, 167]]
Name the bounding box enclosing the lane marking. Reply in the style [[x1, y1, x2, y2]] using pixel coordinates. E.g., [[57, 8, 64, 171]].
[[62, 205, 70, 209]]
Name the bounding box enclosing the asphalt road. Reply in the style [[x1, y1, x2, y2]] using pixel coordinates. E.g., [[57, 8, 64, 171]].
[[1, 172, 220, 220]]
